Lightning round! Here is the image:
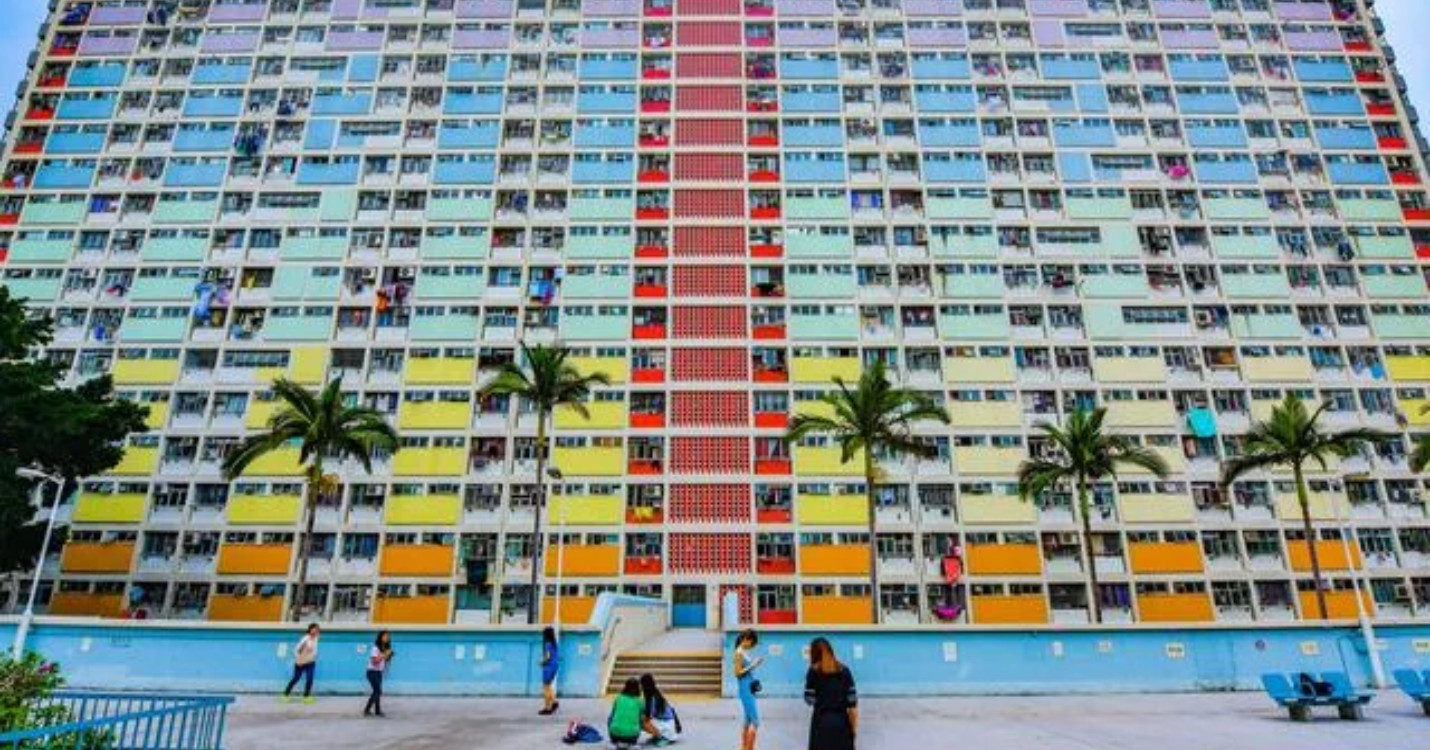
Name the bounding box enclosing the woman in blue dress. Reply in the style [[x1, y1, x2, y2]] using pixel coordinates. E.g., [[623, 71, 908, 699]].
[[733, 629, 764, 750], [539, 626, 561, 715]]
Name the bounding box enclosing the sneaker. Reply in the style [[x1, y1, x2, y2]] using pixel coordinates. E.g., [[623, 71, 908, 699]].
[[302, 697, 316, 705], [538, 707, 553, 716]]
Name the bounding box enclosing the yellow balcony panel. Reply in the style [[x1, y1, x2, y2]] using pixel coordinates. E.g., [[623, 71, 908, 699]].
[[227, 494, 303, 525], [548, 494, 624, 525], [793, 445, 865, 476], [254, 366, 287, 383], [59, 542, 135, 573], [1250, 399, 1324, 424], [1298, 590, 1374, 621], [392, 447, 468, 477], [1399, 398, 1430, 426], [544, 544, 622, 577], [959, 494, 1036, 524], [48, 592, 124, 618], [801, 595, 873, 625], [794, 399, 836, 420], [569, 356, 628, 384], [541, 595, 596, 625], [111, 359, 180, 385], [288, 346, 328, 385], [965, 543, 1042, 576], [791, 357, 862, 384], [1104, 401, 1179, 428], [244, 399, 282, 429], [953, 446, 1023, 476], [798, 544, 871, 576], [551, 446, 625, 477], [1119, 494, 1196, 523], [208, 594, 284, 622], [1127, 542, 1204, 574], [384, 494, 462, 525], [969, 594, 1049, 625], [244, 448, 306, 477], [1149, 446, 1188, 475], [373, 595, 449, 625], [1137, 593, 1214, 623], [1243, 356, 1314, 383], [379, 544, 456, 577], [404, 357, 475, 385], [216, 543, 292, 575], [948, 401, 1020, 428], [554, 401, 627, 430], [1091, 357, 1167, 383], [1386, 355, 1430, 382], [111, 446, 159, 476], [1274, 492, 1345, 521], [795, 494, 868, 525], [142, 400, 169, 429], [943, 357, 1016, 384], [73, 493, 146, 524], [1286, 540, 1360, 572], [397, 400, 470, 430]]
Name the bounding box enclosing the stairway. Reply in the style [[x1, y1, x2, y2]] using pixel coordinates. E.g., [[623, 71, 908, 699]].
[[605, 651, 724, 697]]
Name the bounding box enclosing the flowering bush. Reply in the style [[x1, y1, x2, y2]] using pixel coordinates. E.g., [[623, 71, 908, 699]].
[[0, 652, 67, 734]]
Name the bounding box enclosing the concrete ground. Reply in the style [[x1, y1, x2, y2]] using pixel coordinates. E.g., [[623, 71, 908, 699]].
[[225, 691, 1427, 750]]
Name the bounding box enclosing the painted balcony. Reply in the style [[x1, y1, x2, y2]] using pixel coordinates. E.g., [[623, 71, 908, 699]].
[[216, 543, 292, 575], [379, 544, 456, 577], [227, 494, 302, 525], [541, 595, 596, 625], [404, 358, 475, 385], [398, 401, 470, 430], [959, 494, 1036, 524], [278, 235, 346, 260], [801, 596, 873, 625], [1298, 591, 1374, 621], [544, 544, 621, 577], [1119, 494, 1195, 524], [788, 312, 859, 340], [1103, 401, 1179, 428], [562, 273, 633, 300], [569, 195, 635, 220], [942, 273, 1005, 299], [111, 358, 180, 385], [3, 277, 61, 302], [554, 402, 627, 430], [20, 202, 86, 225], [787, 232, 853, 258], [938, 312, 1010, 340], [569, 356, 628, 384], [385, 495, 463, 526], [559, 312, 632, 341], [784, 197, 849, 221], [1128, 542, 1204, 574], [788, 269, 856, 298], [111, 446, 160, 476], [944, 357, 1016, 383], [793, 445, 863, 476], [1373, 313, 1430, 340], [49, 593, 123, 618], [948, 402, 1021, 428], [414, 273, 484, 300], [208, 595, 284, 622], [73, 492, 145, 524], [426, 197, 494, 222], [969, 595, 1048, 625], [795, 495, 866, 525], [1354, 235, 1415, 260], [1138, 593, 1214, 623], [799, 544, 871, 576], [1066, 196, 1132, 220], [1242, 356, 1314, 383], [551, 446, 626, 476], [1286, 540, 1360, 572], [953, 447, 1022, 476], [1090, 356, 1166, 383], [1187, 124, 1248, 149], [119, 317, 188, 343], [966, 543, 1042, 576], [548, 494, 624, 525], [1338, 198, 1401, 222], [1273, 492, 1345, 522], [59, 542, 135, 573], [373, 596, 449, 625], [790, 357, 860, 384], [272, 269, 341, 301], [410, 313, 480, 341], [1364, 274, 1426, 299], [10, 237, 73, 262], [392, 447, 468, 477], [926, 196, 993, 220], [1229, 311, 1302, 340]]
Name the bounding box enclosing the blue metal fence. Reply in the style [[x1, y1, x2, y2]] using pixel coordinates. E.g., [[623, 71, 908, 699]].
[[0, 692, 234, 749]]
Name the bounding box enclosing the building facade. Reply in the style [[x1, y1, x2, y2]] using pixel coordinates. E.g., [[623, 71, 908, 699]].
[[2, 0, 1429, 628]]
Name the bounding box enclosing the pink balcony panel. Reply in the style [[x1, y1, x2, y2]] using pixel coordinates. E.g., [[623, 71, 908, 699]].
[[77, 35, 138, 57], [201, 32, 261, 54], [455, 0, 515, 18]]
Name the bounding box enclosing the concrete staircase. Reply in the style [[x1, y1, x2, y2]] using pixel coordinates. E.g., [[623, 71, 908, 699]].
[[604, 630, 724, 697]]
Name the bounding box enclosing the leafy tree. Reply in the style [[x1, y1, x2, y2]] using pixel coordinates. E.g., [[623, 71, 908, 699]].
[[0, 288, 148, 573], [784, 361, 948, 624], [1221, 395, 1379, 620], [479, 344, 611, 624], [223, 378, 399, 621], [1018, 408, 1169, 624], [1411, 404, 1429, 474]]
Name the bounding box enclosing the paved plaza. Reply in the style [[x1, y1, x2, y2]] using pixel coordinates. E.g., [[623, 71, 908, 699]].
[[226, 691, 1425, 750]]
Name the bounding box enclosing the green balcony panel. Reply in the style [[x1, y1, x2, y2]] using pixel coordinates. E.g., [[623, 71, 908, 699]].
[[568, 197, 634, 221], [789, 312, 859, 340], [129, 276, 198, 301], [280, 236, 347, 260], [2, 277, 62, 301], [937, 312, 1010, 340], [558, 312, 631, 340], [1212, 234, 1280, 259], [1203, 197, 1270, 220], [121, 317, 188, 342], [19, 202, 86, 225], [1084, 304, 1125, 339], [1221, 274, 1292, 299], [931, 232, 998, 258], [420, 234, 485, 260], [319, 190, 357, 222], [1067, 196, 1132, 220], [1363, 274, 1428, 299], [153, 201, 219, 224], [926, 196, 994, 220], [561, 274, 632, 300], [1338, 198, 1402, 222], [264, 315, 334, 341], [272, 268, 342, 301], [1231, 313, 1302, 339], [941, 274, 1005, 298], [427, 197, 494, 222], [565, 235, 633, 259], [1097, 224, 1141, 257], [788, 271, 856, 298], [142, 238, 208, 262], [1355, 235, 1414, 260], [411, 314, 480, 341], [414, 273, 486, 300], [785, 197, 849, 220], [281, 207, 322, 223], [1080, 274, 1149, 298], [9, 238, 73, 263], [787, 232, 853, 258], [1373, 314, 1430, 339]]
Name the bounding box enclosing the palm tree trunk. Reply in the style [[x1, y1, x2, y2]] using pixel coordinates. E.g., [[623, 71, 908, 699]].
[[1294, 463, 1330, 620], [527, 412, 548, 625], [291, 461, 322, 623], [1077, 480, 1102, 624], [864, 451, 881, 626]]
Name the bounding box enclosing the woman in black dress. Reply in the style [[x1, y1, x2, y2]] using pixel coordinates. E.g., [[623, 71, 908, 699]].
[[803, 637, 858, 750]]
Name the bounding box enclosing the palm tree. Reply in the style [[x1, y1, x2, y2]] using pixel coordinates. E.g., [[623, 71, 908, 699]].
[[1017, 408, 1168, 624], [1411, 404, 1430, 474], [224, 378, 399, 622], [1221, 394, 1380, 620], [479, 343, 611, 624], [784, 360, 949, 624]]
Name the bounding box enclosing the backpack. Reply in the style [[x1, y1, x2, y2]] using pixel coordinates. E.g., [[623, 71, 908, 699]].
[[562, 721, 604, 745]]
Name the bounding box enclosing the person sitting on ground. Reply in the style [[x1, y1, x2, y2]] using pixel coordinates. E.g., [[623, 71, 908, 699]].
[[639, 673, 681, 746], [608, 678, 644, 749]]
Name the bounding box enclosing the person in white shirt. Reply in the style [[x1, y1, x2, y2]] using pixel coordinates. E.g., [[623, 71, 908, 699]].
[[282, 623, 321, 703], [363, 630, 394, 717]]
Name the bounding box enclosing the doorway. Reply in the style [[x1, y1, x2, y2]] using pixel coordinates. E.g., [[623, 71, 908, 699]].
[[672, 585, 707, 628]]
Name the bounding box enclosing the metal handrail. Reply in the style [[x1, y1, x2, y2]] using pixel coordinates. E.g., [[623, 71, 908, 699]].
[[0, 691, 235, 750]]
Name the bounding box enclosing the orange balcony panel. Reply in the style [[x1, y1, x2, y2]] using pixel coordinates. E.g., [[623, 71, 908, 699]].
[[752, 367, 787, 382], [1138, 593, 1215, 623], [750, 206, 781, 220], [757, 557, 796, 574], [640, 101, 671, 113], [965, 543, 1042, 576], [1378, 137, 1408, 149], [379, 544, 455, 577], [634, 284, 667, 298], [638, 170, 670, 183], [216, 543, 292, 575], [49, 592, 123, 618], [631, 367, 664, 383], [625, 508, 664, 524], [754, 458, 791, 475], [373, 595, 448, 625], [59, 542, 135, 574], [751, 324, 785, 339], [799, 544, 870, 576], [1128, 542, 1205, 574], [639, 135, 669, 147], [634, 245, 668, 258], [546, 544, 622, 577], [756, 508, 793, 523], [1366, 103, 1395, 116], [749, 170, 779, 182], [754, 412, 787, 429], [632, 324, 666, 339], [630, 412, 665, 428], [541, 595, 596, 625], [628, 459, 663, 475], [208, 594, 284, 622], [802, 595, 873, 625], [750, 243, 782, 257], [1391, 172, 1422, 185], [635, 208, 668, 220], [969, 595, 1049, 625], [1298, 590, 1375, 621], [1287, 540, 1360, 572], [624, 556, 663, 575], [758, 609, 796, 625]]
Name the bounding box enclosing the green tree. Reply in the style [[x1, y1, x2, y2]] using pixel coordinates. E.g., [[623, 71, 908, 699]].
[[1221, 395, 1379, 620], [784, 361, 949, 624], [0, 287, 148, 573], [223, 378, 399, 621], [1411, 404, 1429, 474], [479, 344, 611, 624], [1018, 408, 1169, 624]]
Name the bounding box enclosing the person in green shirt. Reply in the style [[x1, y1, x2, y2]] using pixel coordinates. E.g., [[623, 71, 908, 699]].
[[608, 677, 644, 748]]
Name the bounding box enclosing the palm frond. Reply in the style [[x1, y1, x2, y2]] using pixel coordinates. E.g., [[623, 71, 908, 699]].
[[1411, 434, 1430, 474]]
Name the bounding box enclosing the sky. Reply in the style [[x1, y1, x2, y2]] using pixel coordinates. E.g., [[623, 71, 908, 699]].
[[0, 0, 1424, 136]]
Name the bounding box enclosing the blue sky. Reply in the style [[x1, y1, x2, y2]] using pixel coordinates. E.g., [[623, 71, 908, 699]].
[[0, 0, 1425, 135]]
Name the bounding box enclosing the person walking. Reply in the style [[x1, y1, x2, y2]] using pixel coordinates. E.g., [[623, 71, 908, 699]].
[[732, 629, 764, 750], [282, 623, 321, 703], [539, 626, 561, 715], [363, 630, 394, 717], [804, 638, 858, 750]]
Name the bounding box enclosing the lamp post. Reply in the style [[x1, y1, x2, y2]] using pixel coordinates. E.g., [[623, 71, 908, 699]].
[[12, 468, 66, 660], [1336, 494, 1386, 689], [546, 467, 566, 633]]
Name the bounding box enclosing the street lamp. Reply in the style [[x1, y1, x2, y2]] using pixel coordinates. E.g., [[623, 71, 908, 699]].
[[12, 468, 66, 660], [545, 467, 567, 633]]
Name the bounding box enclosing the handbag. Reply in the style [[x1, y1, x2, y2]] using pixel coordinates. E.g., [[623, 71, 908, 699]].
[[749, 679, 762, 695]]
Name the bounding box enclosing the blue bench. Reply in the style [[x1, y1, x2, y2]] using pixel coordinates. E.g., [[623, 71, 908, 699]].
[[1261, 671, 1373, 721], [1392, 668, 1430, 716]]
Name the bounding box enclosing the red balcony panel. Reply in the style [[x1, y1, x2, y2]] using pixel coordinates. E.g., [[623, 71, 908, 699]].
[[640, 101, 672, 114], [750, 243, 782, 258], [641, 68, 671, 80], [626, 508, 664, 524], [635, 208, 669, 220], [1355, 71, 1385, 83], [630, 412, 666, 428], [745, 100, 778, 113], [756, 508, 793, 524], [14, 142, 43, 154], [629, 459, 664, 475], [748, 134, 779, 147], [0, 216, 18, 228], [632, 367, 665, 383], [752, 368, 787, 383], [1416, 244, 1430, 259], [754, 458, 791, 475], [749, 169, 779, 182], [632, 324, 667, 339], [1391, 172, 1422, 185], [1378, 137, 1408, 149], [0, 248, 9, 261], [26, 109, 55, 121], [50, 46, 76, 58], [751, 324, 785, 339], [1402, 208, 1430, 222], [38, 75, 66, 88], [751, 284, 784, 298], [1366, 103, 1395, 116], [635, 244, 669, 258], [750, 206, 781, 220], [639, 134, 670, 147], [746, 36, 773, 48], [634, 284, 667, 298], [625, 557, 663, 575], [745, 5, 774, 15], [638, 170, 670, 183], [1344, 41, 1371, 52], [644, 5, 673, 16], [758, 609, 797, 625], [753, 412, 787, 429], [757, 558, 796, 574]]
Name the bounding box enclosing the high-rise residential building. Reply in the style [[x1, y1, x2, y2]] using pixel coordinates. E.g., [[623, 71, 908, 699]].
[[2, 0, 1428, 629]]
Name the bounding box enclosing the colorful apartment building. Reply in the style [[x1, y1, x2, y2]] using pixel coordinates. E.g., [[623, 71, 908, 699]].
[[2, 0, 1429, 628]]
